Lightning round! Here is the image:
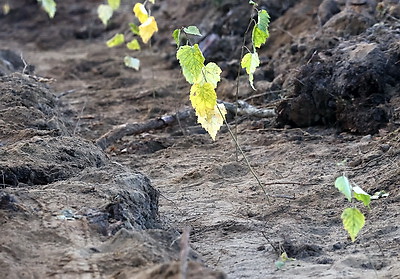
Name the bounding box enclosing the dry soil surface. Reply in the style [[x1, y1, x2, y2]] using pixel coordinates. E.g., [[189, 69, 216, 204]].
[[1, 0, 400, 278]]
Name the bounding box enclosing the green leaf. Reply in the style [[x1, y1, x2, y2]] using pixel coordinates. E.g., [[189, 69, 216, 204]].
[[183, 26, 202, 36], [335, 176, 352, 202], [341, 208, 365, 242], [189, 82, 217, 118], [126, 39, 141, 50], [172, 29, 181, 47], [252, 25, 269, 48], [195, 62, 222, 88], [107, 0, 120, 10], [38, 0, 56, 18], [124, 56, 140, 71], [106, 33, 125, 47], [129, 23, 140, 35], [98, 4, 113, 26], [257, 10, 270, 34], [353, 186, 371, 207], [241, 52, 260, 90], [176, 44, 205, 84]]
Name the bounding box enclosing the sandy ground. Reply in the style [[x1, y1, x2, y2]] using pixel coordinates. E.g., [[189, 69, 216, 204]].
[[1, 0, 399, 278]]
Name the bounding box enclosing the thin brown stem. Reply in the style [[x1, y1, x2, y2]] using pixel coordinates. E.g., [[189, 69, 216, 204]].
[[235, 14, 255, 161], [217, 105, 270, 202]]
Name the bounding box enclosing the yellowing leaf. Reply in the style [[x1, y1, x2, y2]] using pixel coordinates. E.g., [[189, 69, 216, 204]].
[[139, 16, 158, 43], [98, 4, 113, 26], [241, 52, 260, 90], [195, 62, 222, 88], [108, 0, 120, 10], [149, 0, 155, 3], [252, 25, 269, 48], [133, 3, 148, 24], [176, 44, 205, 84], [106, 33, 125, 47], [126, 39, 141, 50], [124, 56, 140, 70], [190, 82, 217, 119], [197, 103, 226, 140], [341, 208, 365, 242], [335, 176, 352, 202], [38, 0, 56, 18]]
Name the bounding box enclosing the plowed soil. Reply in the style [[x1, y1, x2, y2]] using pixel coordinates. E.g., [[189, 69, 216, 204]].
[[1, 0, 399, 278]]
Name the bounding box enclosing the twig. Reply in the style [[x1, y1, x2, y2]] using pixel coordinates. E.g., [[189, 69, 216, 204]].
[[96, 109, 192, 150], [180, 227, 191, 279], [263, 181, 318, 186], [362, 245, 379, 279], [274, 26, 296, 39], [56, 89, 78, 99], [73, 98, 87, 136], [243, 89, 288, 102], [235, 10, 256, 161], [158, 191, 180, 208], [261, 231, 280, 255], [217, 105, 270, 202], [221, 100, 276, 118], [20, 52, 28, 74], [96, 100, 276, 150]]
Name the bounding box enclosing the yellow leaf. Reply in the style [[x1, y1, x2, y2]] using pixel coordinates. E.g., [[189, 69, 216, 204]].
[[197, 103, 226, 140], [149, 0, 155, 3], [133, 3, 148, 24], [190, 82, 217, 119], [139, 16, 158, 44]]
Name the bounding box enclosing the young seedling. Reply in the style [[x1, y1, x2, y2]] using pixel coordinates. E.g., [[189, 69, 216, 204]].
[[334, 175, 371, 242], [173, 1, 271, 199], [37, 0, 158, 70], [173, 2, 270, 140], [99, 0, 158, 70]]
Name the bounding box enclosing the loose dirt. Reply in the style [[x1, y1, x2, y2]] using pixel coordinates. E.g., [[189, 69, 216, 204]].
[[1, 0, 399, 278]]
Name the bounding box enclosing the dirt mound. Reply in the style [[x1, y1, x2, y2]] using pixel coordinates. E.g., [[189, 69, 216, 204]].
[[0, 73, 69, 143], [0, 73, 223, 278], [275, 20, 400, 134]]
